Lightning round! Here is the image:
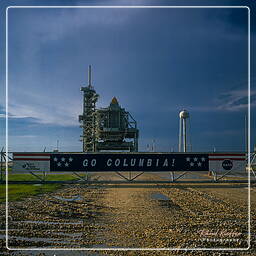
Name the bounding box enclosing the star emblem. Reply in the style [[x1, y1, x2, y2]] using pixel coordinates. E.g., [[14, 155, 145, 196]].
[[201, 157, 205, 162], [198, 162, 202, 167], [54, 157, 58, 162], [68, 157, 73, 162], [190, 162, 194, 167], [61, 157, 65, 162], [57, 162, 61, 167], [186, 157, 190, 162], [65, 162, 69, 167], [193, 157, 198, 162]]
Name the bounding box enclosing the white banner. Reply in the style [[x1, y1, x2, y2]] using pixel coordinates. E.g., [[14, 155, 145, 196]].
[[209, 153, 246, 173], [12, 153, 50, 172]]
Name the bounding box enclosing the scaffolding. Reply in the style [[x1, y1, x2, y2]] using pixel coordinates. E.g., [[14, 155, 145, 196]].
[[79, 66, 138, 152], [95, 97, 139, 152], [79, 65, 99, 152]]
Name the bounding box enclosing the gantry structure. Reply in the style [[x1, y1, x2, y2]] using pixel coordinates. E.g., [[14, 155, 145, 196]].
[[95, 97, 138, 152], [79, 66, 138, 152], [79, 65, 99, 152]]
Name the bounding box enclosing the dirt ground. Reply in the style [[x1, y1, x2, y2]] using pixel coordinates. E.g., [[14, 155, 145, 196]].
[[0, 172, 255, 256]]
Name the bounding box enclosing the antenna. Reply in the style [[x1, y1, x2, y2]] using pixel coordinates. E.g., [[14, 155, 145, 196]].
[[152, 139, 156, 152], [88, 65, 92, 87]]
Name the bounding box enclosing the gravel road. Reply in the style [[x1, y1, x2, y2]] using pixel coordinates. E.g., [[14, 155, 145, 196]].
[[0, 172, 255, 255]]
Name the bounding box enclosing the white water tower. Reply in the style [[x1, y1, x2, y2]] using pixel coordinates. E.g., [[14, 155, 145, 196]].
[[179, 110, 190, 152]]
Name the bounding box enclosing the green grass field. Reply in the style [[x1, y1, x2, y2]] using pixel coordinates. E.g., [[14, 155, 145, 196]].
[[6, 173, 79, 181], [0, 184, 62, 202], [0, 172, 81, 202]]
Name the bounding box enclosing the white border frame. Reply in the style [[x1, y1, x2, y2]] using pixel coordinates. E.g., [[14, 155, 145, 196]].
[[5, 5, 251, 252]]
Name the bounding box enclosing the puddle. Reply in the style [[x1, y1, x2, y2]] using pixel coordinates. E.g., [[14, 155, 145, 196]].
[[12, 250, 102, 256], [53, 195, 83, 202], [2, 230, 83, 238], [0, 234, 80, 244], [14, 220, 83, 225], [151, 192, 182, 210], [151, 192, 170, 201]]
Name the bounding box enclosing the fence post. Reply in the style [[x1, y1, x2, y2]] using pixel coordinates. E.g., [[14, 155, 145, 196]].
[[0, 147, 4, 182]]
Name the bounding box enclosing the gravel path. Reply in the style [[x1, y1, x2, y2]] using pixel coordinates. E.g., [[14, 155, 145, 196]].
[[0, 173, 255, 255]]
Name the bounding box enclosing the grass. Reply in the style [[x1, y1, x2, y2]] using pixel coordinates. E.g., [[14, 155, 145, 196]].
[[0, 184, 62, 202], [0, 172, 82, 203], [6, 173, 79, 181]]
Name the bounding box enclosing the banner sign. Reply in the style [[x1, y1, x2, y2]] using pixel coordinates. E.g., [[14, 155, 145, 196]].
[[12, 153, 50, 172], [209, 153, 246, 173], [50, 153, 209, 172], [12, 152, 246, 173]]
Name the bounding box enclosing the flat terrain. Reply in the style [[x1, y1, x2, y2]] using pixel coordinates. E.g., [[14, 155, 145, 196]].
[[0, 172, 255, 255]]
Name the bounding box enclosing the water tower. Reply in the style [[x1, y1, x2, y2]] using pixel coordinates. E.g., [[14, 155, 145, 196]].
[[179, 109, 190, 152]]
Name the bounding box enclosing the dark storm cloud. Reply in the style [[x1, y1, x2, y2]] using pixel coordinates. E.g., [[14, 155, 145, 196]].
[[0, 2, 252, 152]]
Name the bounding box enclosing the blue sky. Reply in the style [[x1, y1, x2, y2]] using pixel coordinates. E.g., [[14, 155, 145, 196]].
[[0, 0, 255, 152]]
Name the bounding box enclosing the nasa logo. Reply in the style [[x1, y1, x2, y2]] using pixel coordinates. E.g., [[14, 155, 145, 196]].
[[22, 163, 29, 170], [222, 159, 233, 170]]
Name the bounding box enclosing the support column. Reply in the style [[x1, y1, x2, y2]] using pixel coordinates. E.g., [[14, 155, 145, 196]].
[[183, 119, 187, 152], [179, 118, 182, 152]]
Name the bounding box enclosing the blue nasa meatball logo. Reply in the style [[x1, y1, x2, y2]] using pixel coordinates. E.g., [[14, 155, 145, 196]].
[[222, 159, 233, 170], [22, 163, 29, 169]]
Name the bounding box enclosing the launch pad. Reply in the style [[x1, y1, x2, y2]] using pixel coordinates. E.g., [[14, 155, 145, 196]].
[[1, 66, 254, 185]]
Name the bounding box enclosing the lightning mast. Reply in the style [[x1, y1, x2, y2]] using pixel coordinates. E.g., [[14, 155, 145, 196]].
[[79, 65, 99, 152]]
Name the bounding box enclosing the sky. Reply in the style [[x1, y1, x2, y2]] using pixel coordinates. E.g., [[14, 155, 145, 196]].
[[0, 0, 255, 153]]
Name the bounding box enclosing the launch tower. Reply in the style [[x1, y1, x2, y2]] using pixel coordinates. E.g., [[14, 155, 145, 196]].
[[79, 66, 139, 152], [79, 66, 99, 152]]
